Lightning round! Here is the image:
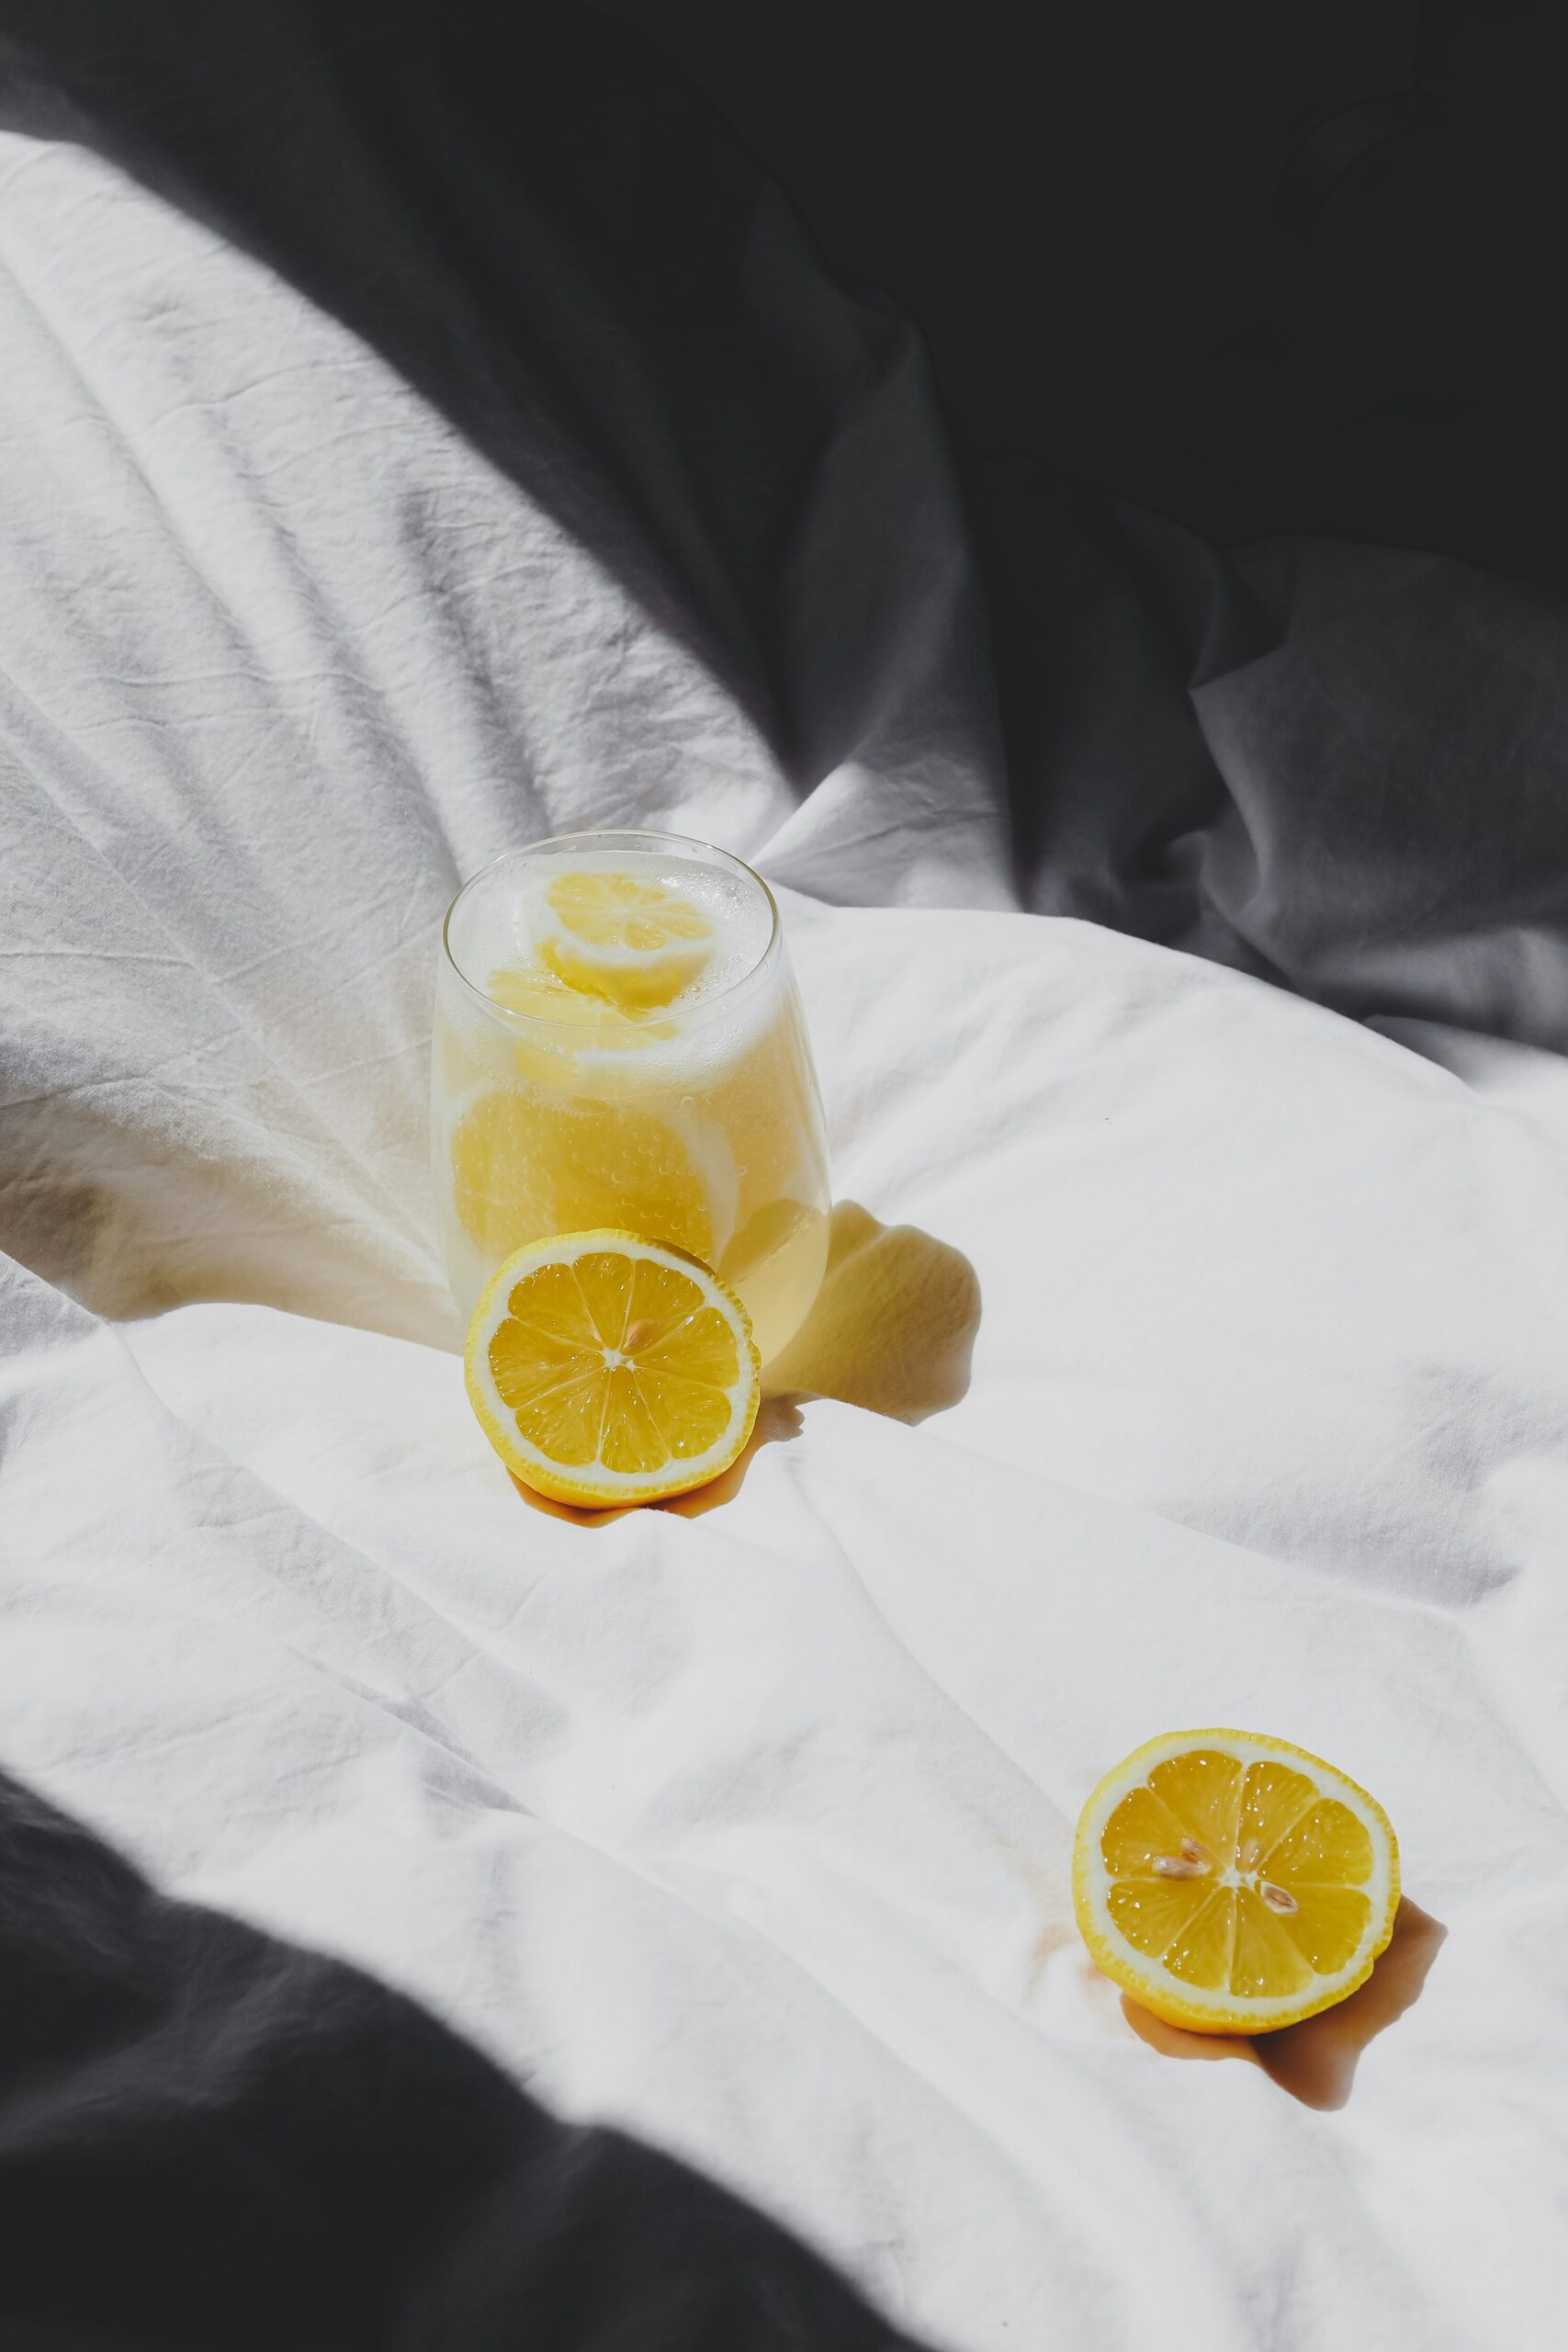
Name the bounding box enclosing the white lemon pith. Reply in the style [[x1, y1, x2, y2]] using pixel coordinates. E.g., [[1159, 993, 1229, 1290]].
[[1073, 1728, 1400, 2034], [464, 1232, 761, 1505]]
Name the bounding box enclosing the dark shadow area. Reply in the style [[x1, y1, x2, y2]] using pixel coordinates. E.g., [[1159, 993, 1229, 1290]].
[[601, 2, 1568, 594], [8, 0, 1568, 1056], [0, 0, 960, 803], [1118, 1897, 1446, 2110], [765, 1202, 980, 1424], [0, 1767, 926, 2350]]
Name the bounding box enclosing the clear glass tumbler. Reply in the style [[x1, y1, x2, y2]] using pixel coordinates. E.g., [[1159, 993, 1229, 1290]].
[[433, 830, 831, 1365]]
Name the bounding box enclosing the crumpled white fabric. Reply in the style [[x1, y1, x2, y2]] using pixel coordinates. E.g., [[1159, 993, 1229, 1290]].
[[4, 132, 1567, 2352]]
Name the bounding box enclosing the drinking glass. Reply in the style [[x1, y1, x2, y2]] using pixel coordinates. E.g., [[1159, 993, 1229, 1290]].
[[433, 830, 831, 1365]]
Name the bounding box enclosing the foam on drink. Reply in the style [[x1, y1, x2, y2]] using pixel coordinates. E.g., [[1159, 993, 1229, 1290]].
[[450, 845, 773, 1020]]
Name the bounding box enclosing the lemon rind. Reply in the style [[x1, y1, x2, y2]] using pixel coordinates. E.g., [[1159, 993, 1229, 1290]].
[[1072, 1727, 1400, 2035], [464, 1229, 761, 1505]]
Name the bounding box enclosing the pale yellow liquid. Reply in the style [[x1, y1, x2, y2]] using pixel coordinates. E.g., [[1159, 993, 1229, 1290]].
[[432, 857, 830, 1365]]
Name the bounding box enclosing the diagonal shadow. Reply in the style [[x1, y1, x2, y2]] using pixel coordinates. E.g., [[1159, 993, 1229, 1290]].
[[0, 1767, 927, 2351], [0, 0, 963, 807]]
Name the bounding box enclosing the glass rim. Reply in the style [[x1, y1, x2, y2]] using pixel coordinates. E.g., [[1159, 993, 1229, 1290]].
[[440, 827, 783, 1028]]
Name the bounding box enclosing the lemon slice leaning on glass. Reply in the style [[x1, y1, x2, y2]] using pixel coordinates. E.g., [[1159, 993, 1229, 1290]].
[[465, 1231, 761, 1506]]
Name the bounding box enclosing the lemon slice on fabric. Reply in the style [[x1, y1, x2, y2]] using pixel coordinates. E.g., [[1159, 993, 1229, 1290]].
[[1073, 1728, 1400, 2034], [465, 1231, 761, 1505], [535, 869, 713, 1010]]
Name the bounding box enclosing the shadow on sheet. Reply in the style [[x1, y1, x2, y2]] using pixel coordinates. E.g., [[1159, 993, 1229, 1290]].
[[510, 1201, 981, 1526], [1119, 1896, 1448, 2110], [0, 0, 986, 834], [0, 1767, 929, 2352], [9, 1, 1568, 1107]]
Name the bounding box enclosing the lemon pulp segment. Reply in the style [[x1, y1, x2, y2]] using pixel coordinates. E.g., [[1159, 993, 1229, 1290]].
[[538, 869, 714, 1010], [464, 1231, 761, 1504], [1072, 1729, 1399, 2033]]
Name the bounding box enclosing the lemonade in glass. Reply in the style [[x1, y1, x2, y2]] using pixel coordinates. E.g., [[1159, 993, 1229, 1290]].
[[433, 831, 831, 1365]]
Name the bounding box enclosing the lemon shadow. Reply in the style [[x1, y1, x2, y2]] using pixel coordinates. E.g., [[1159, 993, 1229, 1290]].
[[507, 1397, 804, 1530], [763, 1200, 981, 1423], [505, 1199, 977, 1524], [1118, 1897, 1447, 2110]]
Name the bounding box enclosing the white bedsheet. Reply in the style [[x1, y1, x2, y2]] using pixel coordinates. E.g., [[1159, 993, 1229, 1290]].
[[4, 132, 1567, 2352]]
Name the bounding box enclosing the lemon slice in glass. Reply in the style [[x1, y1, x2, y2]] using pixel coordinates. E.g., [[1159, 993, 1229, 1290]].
[[488, 959, 652, 1036], [447, 1088, 717, 1269], [1073, 1728, 1400, 2033], [534, 869, 713, 1010], [486, 960, 675, 1086], [465, 1231, 760, 1505]]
